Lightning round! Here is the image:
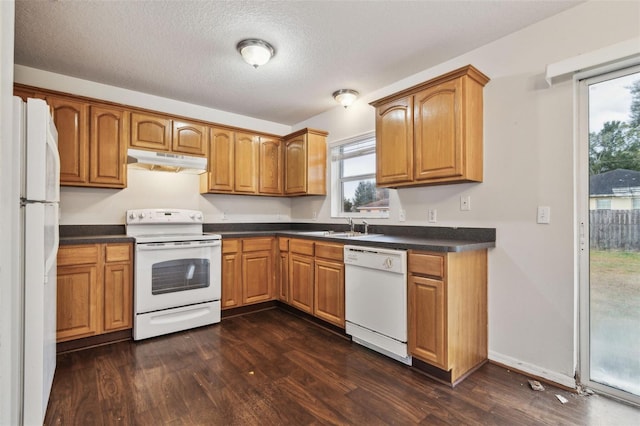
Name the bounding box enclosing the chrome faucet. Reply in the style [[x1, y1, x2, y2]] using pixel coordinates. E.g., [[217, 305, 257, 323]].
[[345, 217, 354, 233], [362, 220, 369, 235]]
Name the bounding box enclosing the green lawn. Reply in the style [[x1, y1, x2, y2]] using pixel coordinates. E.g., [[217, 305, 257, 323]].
[[589, 250, 640, 395]]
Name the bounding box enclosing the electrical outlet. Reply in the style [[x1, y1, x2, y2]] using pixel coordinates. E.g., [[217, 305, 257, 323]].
[[428, 209, 437, 223], [537, 206, 551, 224], [399, 209, 406, 222], [460, 195, 471, 211]]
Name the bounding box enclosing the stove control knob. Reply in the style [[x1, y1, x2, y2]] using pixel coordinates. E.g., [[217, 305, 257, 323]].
[[128, 212, 136, 220], [196, 214, 203, 221], [189, 213, 196, 219], [138, 212, 146, 220]]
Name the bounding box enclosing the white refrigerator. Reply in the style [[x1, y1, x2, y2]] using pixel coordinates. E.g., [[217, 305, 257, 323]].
[[13, 96, 60, 425]]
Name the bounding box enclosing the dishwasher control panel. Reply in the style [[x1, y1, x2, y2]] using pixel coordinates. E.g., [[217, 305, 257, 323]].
[[343, 246, 407, 274]]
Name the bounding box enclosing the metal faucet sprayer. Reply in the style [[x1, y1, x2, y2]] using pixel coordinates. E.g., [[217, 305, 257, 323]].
[[362, 220, 369, 235]]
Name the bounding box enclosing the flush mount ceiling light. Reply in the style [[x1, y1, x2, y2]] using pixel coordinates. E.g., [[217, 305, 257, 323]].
[[333, 89, 359, 108], [236, 39, 275, 68]]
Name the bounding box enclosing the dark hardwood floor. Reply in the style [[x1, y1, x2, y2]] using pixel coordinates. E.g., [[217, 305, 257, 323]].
[[45, 308, 639, 425]]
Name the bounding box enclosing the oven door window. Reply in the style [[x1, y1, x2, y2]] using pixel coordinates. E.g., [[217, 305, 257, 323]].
[[152, 258, 210, 295]]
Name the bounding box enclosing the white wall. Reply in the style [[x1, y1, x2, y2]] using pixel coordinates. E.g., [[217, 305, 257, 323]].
[[60, 169, 292, 225], [292, 1, 640, 386], [0, 1, 21, 424], [14, 68, 294, 225]]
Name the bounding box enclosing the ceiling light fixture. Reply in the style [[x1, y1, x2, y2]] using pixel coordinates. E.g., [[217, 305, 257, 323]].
[[237, 39, 275, 68], [333, 89, 359, 108]]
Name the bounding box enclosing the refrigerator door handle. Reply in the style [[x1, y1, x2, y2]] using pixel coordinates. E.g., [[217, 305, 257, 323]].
[[43, 205, 59, 284], [45, 116, 60, 203]]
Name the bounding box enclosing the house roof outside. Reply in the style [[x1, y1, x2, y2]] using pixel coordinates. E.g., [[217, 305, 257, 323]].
[[589, 169, 640, 196]]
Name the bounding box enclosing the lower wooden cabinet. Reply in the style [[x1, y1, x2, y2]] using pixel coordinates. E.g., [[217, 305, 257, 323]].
[[56, 243, 132, 342], [408, 249, 487, 385], [288, 239, 315, 314], [313, 242, 345, 327], [277, 238, 289, 302], [221, 237, 275, 309], [283, 238, 345, 328]]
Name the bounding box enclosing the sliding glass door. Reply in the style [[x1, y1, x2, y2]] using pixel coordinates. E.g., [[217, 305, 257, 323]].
[[579, 66, 640, 405]]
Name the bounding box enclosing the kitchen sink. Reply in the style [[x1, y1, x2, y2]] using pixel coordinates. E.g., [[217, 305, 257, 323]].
[[296, 230, 382, 239]]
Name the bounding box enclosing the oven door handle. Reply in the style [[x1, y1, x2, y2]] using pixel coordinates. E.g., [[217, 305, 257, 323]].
[[136, 241, 221, 251]]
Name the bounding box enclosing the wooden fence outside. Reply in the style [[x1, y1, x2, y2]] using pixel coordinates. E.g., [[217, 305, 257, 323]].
[[590, 210, 640, 251]]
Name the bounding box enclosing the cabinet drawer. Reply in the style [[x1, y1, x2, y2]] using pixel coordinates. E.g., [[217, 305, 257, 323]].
[[409, 252, 444, 278], [279, 238, 289, 252], [58, 244, 100, 266], [105, 244, 131, 263], [222, 239, 239, 254], [243, 238, 273, 252], [315, 242, 343, 261], [290, 239, 314, 256]]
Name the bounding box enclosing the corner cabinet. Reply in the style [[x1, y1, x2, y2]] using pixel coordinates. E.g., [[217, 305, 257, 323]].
[[56, 243, 133, 342], [408, 249, 488, 386], [371, 65, 489, 188], [284, 128, 328, 195]]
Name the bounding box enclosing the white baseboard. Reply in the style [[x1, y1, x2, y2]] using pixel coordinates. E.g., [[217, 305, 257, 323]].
[[489, 351, 576, 389]]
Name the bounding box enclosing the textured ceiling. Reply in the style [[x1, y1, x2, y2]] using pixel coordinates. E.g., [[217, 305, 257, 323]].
[[14, 0, 581, 125]]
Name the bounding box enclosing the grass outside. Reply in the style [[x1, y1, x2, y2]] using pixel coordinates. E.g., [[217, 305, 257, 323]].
[[589, 250, 640, 396]]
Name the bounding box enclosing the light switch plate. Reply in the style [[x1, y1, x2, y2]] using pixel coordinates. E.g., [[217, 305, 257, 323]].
[[428, 209, 437, 223], [537, 206, 550, 224]]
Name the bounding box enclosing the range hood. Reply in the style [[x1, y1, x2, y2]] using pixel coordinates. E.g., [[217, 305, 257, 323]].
[[127, 148, 207, 174]]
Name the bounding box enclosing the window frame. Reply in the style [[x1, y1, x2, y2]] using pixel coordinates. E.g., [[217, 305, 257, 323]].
[[330, 132, 389, 219]]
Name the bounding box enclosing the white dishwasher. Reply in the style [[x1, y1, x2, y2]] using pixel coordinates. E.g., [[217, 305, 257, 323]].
[[344, 245, 411, 365]]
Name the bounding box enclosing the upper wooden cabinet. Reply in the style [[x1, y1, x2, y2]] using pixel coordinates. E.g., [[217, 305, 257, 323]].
[[201, 130, 287, 196], [259, 137, 283, 195], [47, 96, 90, 185], [130, 112, 207, 156], [371, 65, 489, 188], [89, 105, 128, 187], [203, 127, 235, 192], [284, 128, 328, 196], [234, 132, 259, 193], [47, 95, 127, 188]]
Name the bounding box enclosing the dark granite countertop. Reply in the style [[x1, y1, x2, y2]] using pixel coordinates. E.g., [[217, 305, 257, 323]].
[[60, 235, 134, 245], [60, 223, 496, 252]]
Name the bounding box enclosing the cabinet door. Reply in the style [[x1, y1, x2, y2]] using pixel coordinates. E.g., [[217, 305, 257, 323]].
[[56, 264, 100, 341], [408, 275, 447, 369], [103, 262, 132, 332], [130, 112, 171, 151], [47, 96, 89, 185], [221, 243, 242, 309], [89, 105, 128, 187], [203, 127, 235, 192], [259, 137, 283, 195], [284, 134, 307, 194], [289, 253, 314, 313], [414, 78, 463, 181], [234, 132, 258, 193], [314, 259, 345, 327], [278, 251, 289, 302], [172, 120, 207, 156], [375, 96, 413, 186], [242, 249, 273, 304]]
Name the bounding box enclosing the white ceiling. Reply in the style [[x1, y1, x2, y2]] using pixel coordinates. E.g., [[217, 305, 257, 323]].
[[14, 0, 582, 125]]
